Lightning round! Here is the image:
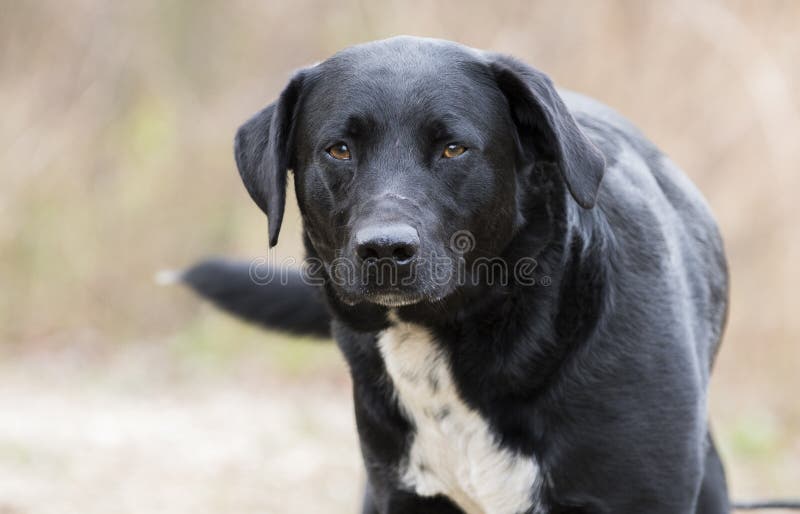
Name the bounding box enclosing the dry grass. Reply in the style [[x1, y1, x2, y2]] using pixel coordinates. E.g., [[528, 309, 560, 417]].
[[1, 0, 798, 511]]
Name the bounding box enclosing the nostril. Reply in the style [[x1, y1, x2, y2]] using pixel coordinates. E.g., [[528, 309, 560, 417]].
[[392, 244, 416, 264], [357, 244, 380, 262]]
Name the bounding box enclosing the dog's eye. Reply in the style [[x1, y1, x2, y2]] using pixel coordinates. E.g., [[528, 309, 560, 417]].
[[327, 143, 351, 160], [442, 143, 467, 159]]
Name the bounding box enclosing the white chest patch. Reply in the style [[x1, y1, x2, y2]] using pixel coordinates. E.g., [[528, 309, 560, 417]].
[[378, 317, 539, 514]]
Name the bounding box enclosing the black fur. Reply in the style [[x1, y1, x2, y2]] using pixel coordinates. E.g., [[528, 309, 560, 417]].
[[185, 37, 740, 513]]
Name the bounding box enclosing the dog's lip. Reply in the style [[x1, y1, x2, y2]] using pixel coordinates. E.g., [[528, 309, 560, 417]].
[[335, 286, 428, 307], [364, 291, 425, 307]]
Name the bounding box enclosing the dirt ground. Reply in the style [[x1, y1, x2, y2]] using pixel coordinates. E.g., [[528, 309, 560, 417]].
[[0, 342, 363, 514]]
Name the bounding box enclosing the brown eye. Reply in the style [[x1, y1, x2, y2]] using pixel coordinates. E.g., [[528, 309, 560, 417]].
[[327, 143, 351, 160], [442, 143, 467, 159]]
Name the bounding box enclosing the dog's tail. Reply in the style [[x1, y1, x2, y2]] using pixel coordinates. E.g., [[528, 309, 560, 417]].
[[161, 258, 331, 338]]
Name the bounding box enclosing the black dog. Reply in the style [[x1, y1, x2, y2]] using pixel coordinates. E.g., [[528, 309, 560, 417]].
[[182, 36, 732, 513]]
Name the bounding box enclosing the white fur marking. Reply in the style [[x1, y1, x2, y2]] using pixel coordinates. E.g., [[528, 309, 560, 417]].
[[378, 316, 539, 514]]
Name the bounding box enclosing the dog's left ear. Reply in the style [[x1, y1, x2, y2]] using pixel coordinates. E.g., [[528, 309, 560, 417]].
[[489, 56, 605, 209], [234, 71, 305, 247]]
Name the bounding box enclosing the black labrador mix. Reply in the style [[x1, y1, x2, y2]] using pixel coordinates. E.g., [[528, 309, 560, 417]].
[[181, 36, 731, 513]]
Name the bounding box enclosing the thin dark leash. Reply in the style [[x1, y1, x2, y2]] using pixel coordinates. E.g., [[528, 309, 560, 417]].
[[734, 499, 800, 510]]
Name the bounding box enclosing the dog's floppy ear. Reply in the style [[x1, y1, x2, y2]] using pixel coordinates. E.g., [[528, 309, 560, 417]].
[[234, 71, 305, 247], [489, 56, 605, 209]]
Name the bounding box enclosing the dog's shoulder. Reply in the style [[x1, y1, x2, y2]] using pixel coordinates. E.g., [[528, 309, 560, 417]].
[[562, 90, 728, 368], [562, 90, 721, 250], [562, 91, 719, 227]]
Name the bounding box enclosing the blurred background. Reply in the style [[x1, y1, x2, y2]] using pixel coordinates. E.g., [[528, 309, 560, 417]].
[[1, 0, 798, 512]]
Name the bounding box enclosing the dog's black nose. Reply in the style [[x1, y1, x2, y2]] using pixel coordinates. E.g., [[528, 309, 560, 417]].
[[355, 224, 420, 264]]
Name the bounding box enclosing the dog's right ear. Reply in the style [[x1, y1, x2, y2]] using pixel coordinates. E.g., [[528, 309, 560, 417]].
[[234, 71, 305, 247]]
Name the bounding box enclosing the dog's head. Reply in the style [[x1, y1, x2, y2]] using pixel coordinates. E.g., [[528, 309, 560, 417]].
[[235, 37, 604, 307]]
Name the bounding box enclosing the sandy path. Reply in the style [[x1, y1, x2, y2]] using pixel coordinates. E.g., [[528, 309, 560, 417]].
[[0, 346, 362, 514]]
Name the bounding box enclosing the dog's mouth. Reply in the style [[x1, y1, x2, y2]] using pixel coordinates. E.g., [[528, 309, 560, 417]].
[[363, 290, 431, 307], [335, 287, 427, 307], [332, 281, 453, 308]]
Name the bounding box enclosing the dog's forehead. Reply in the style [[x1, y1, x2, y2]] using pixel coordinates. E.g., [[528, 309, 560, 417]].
[[302, 38, 498, 126], [327, 36, 481, 72]]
